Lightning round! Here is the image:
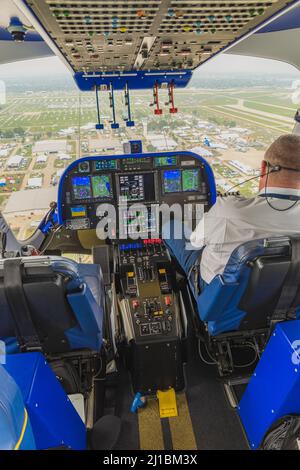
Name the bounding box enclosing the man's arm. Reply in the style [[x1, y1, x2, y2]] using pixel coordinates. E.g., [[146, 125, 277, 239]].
[[190, 198, 228, 250]]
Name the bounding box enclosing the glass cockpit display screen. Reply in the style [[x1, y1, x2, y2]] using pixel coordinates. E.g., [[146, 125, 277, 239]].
[[182, 169, 200, 192], [72, 176, 92, 200], [94, 159, 117, 171], [163, 170, 181, 193], [91, 174, 113, 199], [155, 156, 177, 167], [119, 173, 155, 201], [120, 207, 158, 237], [163, 169, 201, 193]]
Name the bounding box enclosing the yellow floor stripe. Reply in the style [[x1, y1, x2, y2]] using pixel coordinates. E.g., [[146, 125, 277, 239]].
[[168, 394, 197, 450], [138, 398, 165, 450]]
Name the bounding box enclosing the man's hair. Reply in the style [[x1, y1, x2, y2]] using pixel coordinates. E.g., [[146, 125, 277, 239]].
[[265, 134, 300, 170]]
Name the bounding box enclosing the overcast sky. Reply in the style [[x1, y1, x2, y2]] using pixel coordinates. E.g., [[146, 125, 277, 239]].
[[0, 53, 298, 78]]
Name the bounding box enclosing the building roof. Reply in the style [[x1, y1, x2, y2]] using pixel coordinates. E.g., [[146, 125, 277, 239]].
[[36, 154, 48, 163], [27, 177, 43, 188], [58, 153, 72, 160], [7, 155, 23, 166], [56, 169, 64, 177], [33, 140, 68, 153], [0, 149, 9, 157], [190, 146, 213, 157], [148, 135, 177, 150], [4, 188, 57, 214], [89, 137, 121, 150]]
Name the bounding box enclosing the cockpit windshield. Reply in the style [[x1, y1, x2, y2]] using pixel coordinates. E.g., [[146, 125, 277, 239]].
[[0, 54, 298, 240]]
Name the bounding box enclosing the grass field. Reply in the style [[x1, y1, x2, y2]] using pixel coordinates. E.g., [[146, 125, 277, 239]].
[[0, 88, 297, 137]]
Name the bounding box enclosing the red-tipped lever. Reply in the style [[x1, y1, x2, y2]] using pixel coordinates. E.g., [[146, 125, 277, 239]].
[[168, 82, 178, 114], [153, 83, 163, 115]]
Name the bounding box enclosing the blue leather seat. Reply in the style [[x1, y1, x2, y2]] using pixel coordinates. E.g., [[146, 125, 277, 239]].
[[2, 352, 86, 450], [0, 256, 104, 354], [197, 236, 300, 336], [0, 365, 36, 450]]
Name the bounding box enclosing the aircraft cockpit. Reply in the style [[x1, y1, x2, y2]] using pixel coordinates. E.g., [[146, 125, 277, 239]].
[[2, 0, 300, 455], [50, 149, 216, 395]]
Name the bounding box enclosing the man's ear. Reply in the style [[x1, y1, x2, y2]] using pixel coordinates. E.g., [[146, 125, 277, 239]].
[[259, 160, 268, 191], [261, 160, 267, 174]]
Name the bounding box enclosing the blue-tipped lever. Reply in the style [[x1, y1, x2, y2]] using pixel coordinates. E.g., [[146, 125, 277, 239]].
[[95, 85, 104, 130], [124, 83, 135, 127], [130, 392, 147, 413], [109, 83, 119, 129]]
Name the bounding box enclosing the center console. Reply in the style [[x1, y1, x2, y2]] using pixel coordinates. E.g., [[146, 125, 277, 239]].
[[117, 238, 185, 394], [119, 239, 180, 340]]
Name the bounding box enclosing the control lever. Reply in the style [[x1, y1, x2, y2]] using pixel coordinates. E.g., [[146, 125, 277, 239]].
[[95, 85, 104, 130], [150, 265, 155, 281], [124, 82, 135, 127], [109, 82, 119, 129], [158, 267, 171, 294], [152, 83, 163, 115], [168, 82, 178, 114], [126, 270, 138, 296]]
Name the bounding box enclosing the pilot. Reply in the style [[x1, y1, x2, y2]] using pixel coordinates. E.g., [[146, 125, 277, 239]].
[[164, 134, 300, 292]]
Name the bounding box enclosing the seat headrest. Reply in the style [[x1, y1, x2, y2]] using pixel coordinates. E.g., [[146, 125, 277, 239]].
[[223, 236, 293, 283], [0, 256, 81, 282]]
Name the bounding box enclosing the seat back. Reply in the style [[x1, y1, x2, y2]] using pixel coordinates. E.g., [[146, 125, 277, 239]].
[[197, 236, 300, 336], [0, 256, 104, 354], [3, 352, 87, 450]]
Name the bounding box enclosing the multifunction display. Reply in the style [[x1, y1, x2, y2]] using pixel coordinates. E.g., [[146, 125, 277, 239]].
[[163, 168, 200, 194], [119, 173, 156, 202], [91, 175, 113, 199]]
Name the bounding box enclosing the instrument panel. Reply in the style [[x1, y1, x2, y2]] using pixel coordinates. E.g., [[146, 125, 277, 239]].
[[26, 0, 294, 74], [58, 151, 216, 237]]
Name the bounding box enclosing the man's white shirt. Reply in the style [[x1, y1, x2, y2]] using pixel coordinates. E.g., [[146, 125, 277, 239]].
[[190, 187, 300, 284]]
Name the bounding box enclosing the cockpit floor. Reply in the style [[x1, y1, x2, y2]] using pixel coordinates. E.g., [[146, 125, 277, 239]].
[[114, 337, 248, 450]]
